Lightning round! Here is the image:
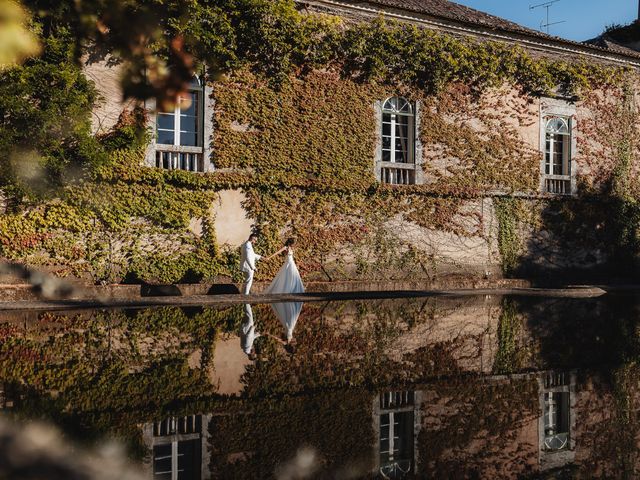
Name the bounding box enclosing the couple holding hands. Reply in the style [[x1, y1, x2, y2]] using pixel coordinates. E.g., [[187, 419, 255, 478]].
[[240, 233, 305, 295]]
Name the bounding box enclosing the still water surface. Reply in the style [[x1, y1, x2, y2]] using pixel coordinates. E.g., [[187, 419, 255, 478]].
[[1, 294, 640, 479]]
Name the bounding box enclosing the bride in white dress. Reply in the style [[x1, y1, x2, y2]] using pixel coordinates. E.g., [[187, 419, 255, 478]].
[[264, 238, 305, 294]]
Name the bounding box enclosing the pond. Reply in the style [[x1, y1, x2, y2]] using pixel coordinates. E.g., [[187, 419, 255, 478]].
[[1, 294, 640, 479]]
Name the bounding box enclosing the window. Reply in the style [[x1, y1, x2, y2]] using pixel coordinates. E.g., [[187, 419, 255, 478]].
[[153, 415, 201, 437], [379, 97, 416, 185], [543, 116, 572, 195], [378, 391, 414, 479], [151, 415, 202, 480], [542, 372, 571, 452], [157, 86, 199, 147], [538, 371, 575, 470], [155, 76, 204, 172], [153, 440, 201, 480], [543, 391, 570, 451]]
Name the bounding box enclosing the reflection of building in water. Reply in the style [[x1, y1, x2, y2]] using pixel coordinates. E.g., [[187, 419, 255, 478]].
[[143, 414, 211, 480], [539, 371, 576, 470], [375, 372, 576, 478], [135, 370, 615, 479], [373, 391, 422, 479]]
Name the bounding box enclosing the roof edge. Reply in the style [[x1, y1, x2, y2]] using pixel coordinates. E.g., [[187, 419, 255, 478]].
[[298, 0, 640, 66]]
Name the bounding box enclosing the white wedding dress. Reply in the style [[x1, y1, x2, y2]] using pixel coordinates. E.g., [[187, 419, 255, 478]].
[[264, 247, 305, 294], [271, 301, 303, 342]]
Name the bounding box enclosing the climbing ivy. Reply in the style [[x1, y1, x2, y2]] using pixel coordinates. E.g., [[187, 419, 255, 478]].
[[0, 6, 637, 282], [493, 298, 526, 374], [493, 197, 525, 276], [338, 18, 623, 98], [0, 27, 104, 201]]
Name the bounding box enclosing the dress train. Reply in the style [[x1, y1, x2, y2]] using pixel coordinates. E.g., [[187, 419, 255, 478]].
[[264, 248, 304, 294]]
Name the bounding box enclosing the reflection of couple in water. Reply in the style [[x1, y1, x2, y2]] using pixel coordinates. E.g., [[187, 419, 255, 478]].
[[240, 302, 303, 359], [240, 234, 305, 295]]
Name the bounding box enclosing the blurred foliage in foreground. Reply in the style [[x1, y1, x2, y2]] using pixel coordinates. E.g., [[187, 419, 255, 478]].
[[0, 0, 40, 69], [0, 0, 317, 201]]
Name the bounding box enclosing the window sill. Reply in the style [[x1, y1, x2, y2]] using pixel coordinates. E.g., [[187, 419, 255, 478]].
[[379, 161, 415, 170], [154, 146, 206, 172], [379, 162, 416, 185], [543, 175, 573, 196], [155, 144, 203, 154]]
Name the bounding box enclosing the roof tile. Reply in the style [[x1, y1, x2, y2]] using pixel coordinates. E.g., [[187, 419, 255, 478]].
[[336, 0, 640, 61]]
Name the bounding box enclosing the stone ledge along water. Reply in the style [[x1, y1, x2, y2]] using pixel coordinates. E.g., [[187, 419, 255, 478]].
[[0, 285, 607, 311]]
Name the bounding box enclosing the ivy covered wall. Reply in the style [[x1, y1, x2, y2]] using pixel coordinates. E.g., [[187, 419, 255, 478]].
[[208, 56, 640, 281], [1, 10, 639, 284]]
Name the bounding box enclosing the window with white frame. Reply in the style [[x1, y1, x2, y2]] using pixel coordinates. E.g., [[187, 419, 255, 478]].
[[380, 97, 416, 185], [151, 415, 202, 480], [542, 372, 571, 452], [378, 391, 415, 479], [543, 116, 572, 195], [153, 440, 200, 480], [155, 76, 205, 172], [543, 391, 570, 451]]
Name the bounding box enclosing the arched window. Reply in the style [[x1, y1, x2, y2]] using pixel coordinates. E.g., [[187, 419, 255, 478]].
[[155, 75, 205, 172], [380, 97, 416, 185], [157, 75, 202, 147], [382, 97, 414, 164], [544, 115, 572, 194], [541, 372, 572, 454], [378, 391, 417, 478]]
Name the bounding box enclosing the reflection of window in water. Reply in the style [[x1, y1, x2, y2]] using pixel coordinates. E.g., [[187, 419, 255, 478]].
[[544, 391, 570, 451], [152, 415, 202, 480], [542, 372, 570, 451], [379, 391, 415, 479], [539, 371, 575, 472]]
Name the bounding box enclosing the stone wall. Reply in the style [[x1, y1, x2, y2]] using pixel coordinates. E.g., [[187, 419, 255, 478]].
[[83, 58, 136, 135]]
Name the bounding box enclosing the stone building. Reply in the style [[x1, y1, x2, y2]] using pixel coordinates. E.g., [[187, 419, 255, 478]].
[[81, 0, 640, 285]]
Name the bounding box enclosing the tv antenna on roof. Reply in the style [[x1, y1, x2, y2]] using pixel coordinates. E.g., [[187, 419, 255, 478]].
[[530, 0, 566, 35]]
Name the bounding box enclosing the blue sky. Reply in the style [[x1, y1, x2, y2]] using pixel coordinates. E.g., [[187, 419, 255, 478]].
[[451, 0, 638, 41]]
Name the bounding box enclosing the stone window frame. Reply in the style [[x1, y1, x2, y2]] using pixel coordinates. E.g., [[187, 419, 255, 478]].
[[144, 75, 214, 173], [374, 97, 424, 185], [539, 98, 577, 196]]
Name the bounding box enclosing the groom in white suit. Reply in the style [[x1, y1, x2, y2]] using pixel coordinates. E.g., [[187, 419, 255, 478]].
[[240, 303, 260, 358], [240, 233, 261, 295]]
